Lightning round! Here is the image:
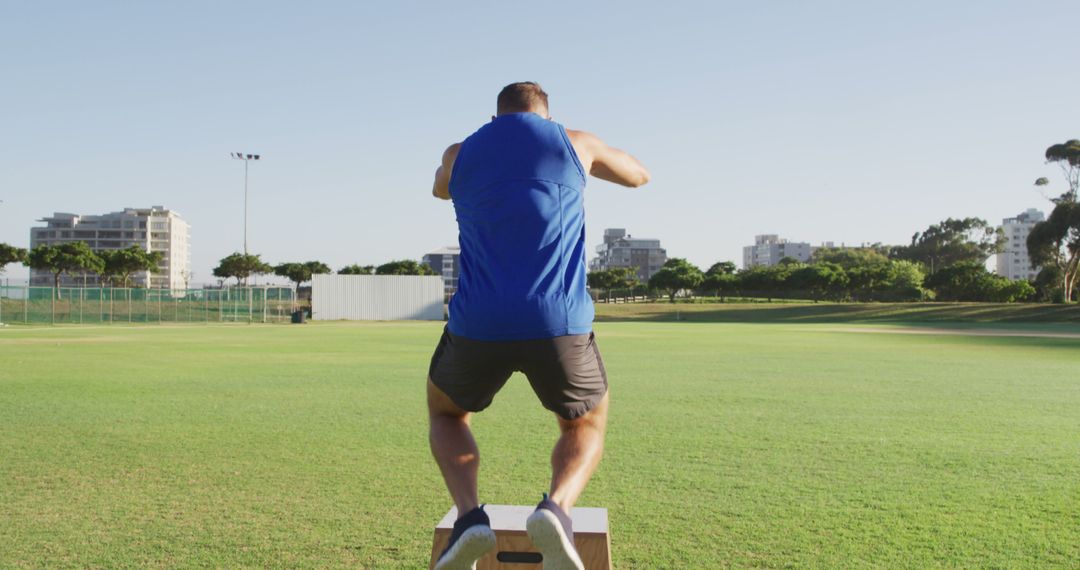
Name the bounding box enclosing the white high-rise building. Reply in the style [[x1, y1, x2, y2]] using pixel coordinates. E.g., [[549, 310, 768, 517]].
[[29, 206, 191, 289], [743, 234, 816, 268], [996, 208, 1044, 281]]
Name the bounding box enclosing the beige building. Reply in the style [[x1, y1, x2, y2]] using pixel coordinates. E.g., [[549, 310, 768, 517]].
[[29, 206, 190, 289]]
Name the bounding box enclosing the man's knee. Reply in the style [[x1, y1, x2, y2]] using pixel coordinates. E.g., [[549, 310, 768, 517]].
[[557, 392, 609, 432]]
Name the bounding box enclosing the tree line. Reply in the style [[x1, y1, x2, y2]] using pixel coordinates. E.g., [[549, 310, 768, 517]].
[[3, 140, 1077, 304], [0, 242, 437, 299], [210, 253, 436, 295], [0, 242, 163, 298], [607, 245, 1035, 305], [591, 139, 1080, 304]]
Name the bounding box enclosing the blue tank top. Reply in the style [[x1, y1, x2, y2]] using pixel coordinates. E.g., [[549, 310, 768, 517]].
[[447, 112, 594, 341]]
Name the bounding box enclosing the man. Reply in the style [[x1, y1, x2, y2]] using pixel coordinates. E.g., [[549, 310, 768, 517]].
[[428, 82, 649, 570]]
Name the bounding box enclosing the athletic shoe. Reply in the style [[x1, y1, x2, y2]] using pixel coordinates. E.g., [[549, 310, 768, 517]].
[[434, 505, 497, 570], [525, 493, 584, 570]]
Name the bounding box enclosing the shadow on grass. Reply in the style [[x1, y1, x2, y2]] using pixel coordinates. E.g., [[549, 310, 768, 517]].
[[594, 302, 1080, 325]]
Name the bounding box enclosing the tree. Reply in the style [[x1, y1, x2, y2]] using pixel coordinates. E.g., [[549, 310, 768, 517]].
[[892, 218, 1006, 274], [648, 258, 704, 302], [706, 261, 737, 276], [375, 259, 438, 276], [787, 262, 849, 301], [274, 261, 332, 295], [588, 267, 638, 302], [736, 264, 791, 302], [923, 261, 1031, 302], [587, 269, 619, 302], [1029, 140, 1080, 302], [1039, 139, 1080, 199], [1033, 266, 1065, 302], [812, 247, 889, 269], [882, 260, 928, 301], [0, 243, 27, 274], [703, 261, 738, 301], [1026, 197, 1080, 302], [25, 242, 103, 298], [213, 253, 273, 286], [615, 267, 641, 300], [338, 264, 375, 275], [99, 246, 163, 287], [986, 279, 1036, 303]]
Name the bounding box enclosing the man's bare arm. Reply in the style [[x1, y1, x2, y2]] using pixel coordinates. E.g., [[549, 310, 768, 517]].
[[432, 143, 461, 200], [567, 130, 650, 188]]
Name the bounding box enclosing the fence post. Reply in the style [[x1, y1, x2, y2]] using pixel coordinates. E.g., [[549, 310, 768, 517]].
[[80, 287, 84, 324], [51, 287, 55, 325]]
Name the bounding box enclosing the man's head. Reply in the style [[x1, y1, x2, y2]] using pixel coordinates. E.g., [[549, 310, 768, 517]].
[[496, 82, 549, 117]]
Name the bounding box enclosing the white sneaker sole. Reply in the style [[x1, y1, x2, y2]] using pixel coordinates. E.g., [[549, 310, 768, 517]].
[[526, 509, 585, 570], [434, 525, 497, 570]]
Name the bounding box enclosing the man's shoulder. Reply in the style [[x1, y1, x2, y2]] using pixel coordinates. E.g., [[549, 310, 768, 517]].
[[563, 129, 598, 169]]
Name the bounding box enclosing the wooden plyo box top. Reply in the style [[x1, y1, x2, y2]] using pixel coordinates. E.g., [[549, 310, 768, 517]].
[[430, 505, 611, 570]]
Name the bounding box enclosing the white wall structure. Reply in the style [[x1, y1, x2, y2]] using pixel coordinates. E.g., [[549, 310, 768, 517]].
[[311, 275, 444, 321]]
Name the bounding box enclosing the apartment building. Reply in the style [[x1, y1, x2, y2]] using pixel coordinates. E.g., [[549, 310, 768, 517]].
[[29, 206, 191, 289], [995, 208, 1044, 281], [742, 234, 815, 268], [590, 228, 667, 282]]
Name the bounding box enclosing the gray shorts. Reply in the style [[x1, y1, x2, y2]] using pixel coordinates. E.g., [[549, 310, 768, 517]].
[[428, 327, 608, 420]]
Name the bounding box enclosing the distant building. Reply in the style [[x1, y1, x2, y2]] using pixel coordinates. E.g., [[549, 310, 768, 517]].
[[590, 228, 667, 282], [423, 246, 461, 296], [742, 234, 815, 268], [29, 206, 190, 289], [996, 208, 1044, 281]]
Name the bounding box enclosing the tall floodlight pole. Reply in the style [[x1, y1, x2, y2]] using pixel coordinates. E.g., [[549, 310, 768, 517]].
[[230, 152, 261, 254]]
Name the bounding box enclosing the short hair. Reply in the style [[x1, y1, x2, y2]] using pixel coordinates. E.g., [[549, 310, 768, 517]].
[[496, 82, 549, 115]]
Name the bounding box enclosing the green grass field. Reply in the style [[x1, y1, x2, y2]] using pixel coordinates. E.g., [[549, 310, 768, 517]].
[[2, 318, 1078, 568]]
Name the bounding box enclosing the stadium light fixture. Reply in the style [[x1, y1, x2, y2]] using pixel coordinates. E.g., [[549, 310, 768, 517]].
[[230, 152, 262, 255]]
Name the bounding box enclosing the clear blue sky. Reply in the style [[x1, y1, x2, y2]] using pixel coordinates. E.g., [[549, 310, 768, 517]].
[[2, 1, 1077, 284]]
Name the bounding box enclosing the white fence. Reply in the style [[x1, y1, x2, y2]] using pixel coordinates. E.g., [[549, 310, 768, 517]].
[[311, 275, 444, 321]]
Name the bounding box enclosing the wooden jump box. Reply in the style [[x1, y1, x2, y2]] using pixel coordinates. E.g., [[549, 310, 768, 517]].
[[430, 504, 611, 570]]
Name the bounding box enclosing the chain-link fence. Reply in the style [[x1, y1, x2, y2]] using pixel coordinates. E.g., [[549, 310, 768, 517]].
[[0, 286, 295, 325]]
